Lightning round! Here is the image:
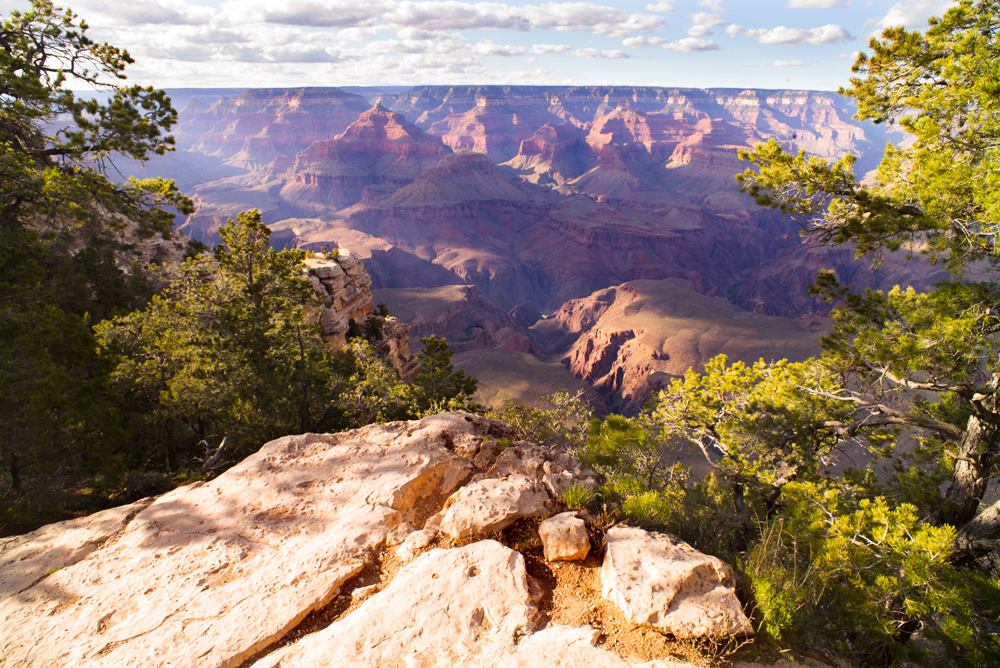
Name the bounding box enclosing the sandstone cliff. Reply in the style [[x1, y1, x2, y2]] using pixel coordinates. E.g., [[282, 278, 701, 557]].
[[278, 102, 453, 210], [157, 84, 943, 411], [175, 85, 920, 320], [533, 278, 824, 414], [305, 250, 417, 379]]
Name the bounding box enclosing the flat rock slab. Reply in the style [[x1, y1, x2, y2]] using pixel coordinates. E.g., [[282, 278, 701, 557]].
[[252, 542, 695, 668], [539, 512, 590, 562], [0, 499, 152, 600], [252, 540, 538, 668], [601, 526, 753, 639], [435, 474, 551, 539], [0, 412, 507, 668]]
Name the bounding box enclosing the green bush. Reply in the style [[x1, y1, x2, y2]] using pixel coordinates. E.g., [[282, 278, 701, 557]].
[[562, 483, 595, 511]]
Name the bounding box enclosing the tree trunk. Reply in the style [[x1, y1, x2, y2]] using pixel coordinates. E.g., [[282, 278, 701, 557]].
[[943, 374, 1000, 528]]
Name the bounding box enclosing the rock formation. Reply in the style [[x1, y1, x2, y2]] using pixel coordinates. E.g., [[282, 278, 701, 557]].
[[532, 279, 824, 414], [427, 95, 562, 162], [278, 102, 453, 209], [179, 87, 372, 168], [2, 412, 770, 667], [155, 84, 947, 411], [603, 526, 753, 639], [539, 512, 591, 562], [305, 251, 417, 379]]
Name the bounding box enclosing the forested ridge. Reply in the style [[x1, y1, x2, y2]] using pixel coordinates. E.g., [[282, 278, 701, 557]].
[[4, 0, 1000, 665]]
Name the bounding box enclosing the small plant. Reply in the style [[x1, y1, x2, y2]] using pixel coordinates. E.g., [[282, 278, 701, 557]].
[[739, 519, 810, 646], [45, 567, 62, 577], [563, 483, 595, 510], [496, 437, 513, 452]]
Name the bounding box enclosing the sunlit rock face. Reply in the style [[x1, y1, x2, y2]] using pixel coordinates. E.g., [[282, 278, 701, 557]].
[[3, 412, 775, 668]]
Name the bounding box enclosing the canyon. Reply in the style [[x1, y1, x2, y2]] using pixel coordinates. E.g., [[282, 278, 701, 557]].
[[132, 85, 941, 411]]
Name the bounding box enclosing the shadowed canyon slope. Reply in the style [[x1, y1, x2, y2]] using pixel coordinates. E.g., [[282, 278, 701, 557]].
[[146, 85, 944, 409]]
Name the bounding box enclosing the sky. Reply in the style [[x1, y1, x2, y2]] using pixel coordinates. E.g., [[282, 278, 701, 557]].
[[2, 0, 956, 90]]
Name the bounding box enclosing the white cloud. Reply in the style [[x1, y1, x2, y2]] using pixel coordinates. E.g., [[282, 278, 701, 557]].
[[573, 47, 599, 58], [222, 0, 392, 28], [520, 3, 667, 37], [786, 0, 850, 7], [622, 35, 666, 47], [732, 23, 854, 46], [686, 10, 727, 36], [396, 27, 444, 40], [761, 59, 804, 67], [470, 40, 529, 56], [839, 50, 861, 59], [661, 37, 720, 51], [380, 1, 530, 31], [601, 49, 629, 59], [72, 0, 216, 26], [645, 1, 675, 12], [205, 0, 669, 38], [337, 26, 388, 41], [530, 43, 572, 54], [871, 0, 953, 31]]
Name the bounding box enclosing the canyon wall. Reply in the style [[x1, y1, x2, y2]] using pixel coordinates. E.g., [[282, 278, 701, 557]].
[[146, 84, 937, 410]]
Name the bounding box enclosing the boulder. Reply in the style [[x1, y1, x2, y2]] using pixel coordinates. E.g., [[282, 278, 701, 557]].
[[2, 412, 765, 668], [0, 413, 499, 668], [433, 474, 551, 539], [490, 442, 550, 479], [250, 540, 538, 668], [601, 526, 753, 638], [538, 512, 590, 562]]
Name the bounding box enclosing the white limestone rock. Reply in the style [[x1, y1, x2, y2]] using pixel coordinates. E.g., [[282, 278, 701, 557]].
[[0, 499, 152, 600], [396, 528, 438, 561], [491, 443, 550, 479], [434, 474, 552, 539], [0, 412, 494, 668], [538, 512, 590, 562], [250, 540, 539, 668], [601, 526, 753, 639]]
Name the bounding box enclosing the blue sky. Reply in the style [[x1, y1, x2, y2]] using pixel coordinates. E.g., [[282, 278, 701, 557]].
[[2, 0, 954, 90]]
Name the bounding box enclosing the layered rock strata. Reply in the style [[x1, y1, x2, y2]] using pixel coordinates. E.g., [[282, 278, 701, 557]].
[[278, 102, 453, 209], [180, 87, 372, 168], [532, 278, 823, 414]]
